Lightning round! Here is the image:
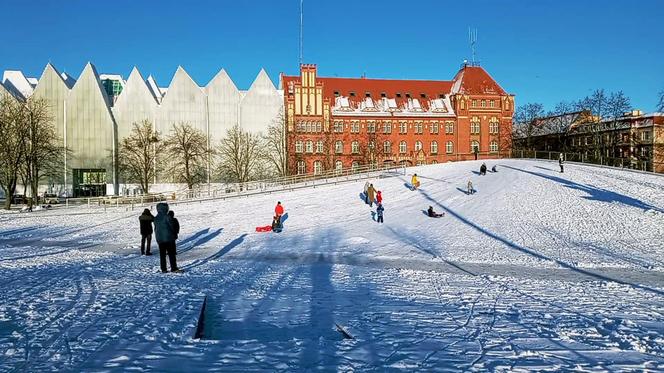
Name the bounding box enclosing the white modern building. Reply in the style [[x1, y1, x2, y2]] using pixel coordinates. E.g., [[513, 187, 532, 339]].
[[0, 63, 283, 197]]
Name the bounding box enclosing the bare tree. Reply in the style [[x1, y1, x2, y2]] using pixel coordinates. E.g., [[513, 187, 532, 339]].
[[216, 124, 262, 184], [657, 89, 663, 112], [118, 120, 163, 194], [22, 97, 62, 207], [513, 102, 545, 150], [0, 93, 28, 209], [542, 101, 581, 152], [576, 89, 631, 159], [164, 122, 209, 190], [261, 109, 287, 177]]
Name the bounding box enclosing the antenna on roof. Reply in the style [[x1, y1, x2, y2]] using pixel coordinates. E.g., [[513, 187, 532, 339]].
[[468, 27, 478, 65], [299, 0, 304, 65]]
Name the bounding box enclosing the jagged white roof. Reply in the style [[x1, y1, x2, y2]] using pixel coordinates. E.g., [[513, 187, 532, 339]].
[[2, 70, 34, 98], [145, 75, 162, 101], [60, 72, 76, 89]]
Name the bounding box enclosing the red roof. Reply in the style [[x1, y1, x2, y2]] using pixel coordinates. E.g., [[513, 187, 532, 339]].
[[451, 65, 506, 95]]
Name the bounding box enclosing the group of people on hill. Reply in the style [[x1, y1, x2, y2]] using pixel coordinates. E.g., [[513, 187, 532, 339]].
[[363, 182, 384, 223], [138, 203, 182, 273]]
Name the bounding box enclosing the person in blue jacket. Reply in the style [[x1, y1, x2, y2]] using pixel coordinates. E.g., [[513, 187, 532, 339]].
[[154, 202, 182, 273]]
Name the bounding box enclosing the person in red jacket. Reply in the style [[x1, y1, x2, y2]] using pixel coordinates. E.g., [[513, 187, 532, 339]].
[[275, 201, 284, 218], [376, 190, 382, 204]]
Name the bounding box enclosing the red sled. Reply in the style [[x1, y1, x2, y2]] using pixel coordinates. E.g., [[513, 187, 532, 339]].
[[255, 226, 272, 232]]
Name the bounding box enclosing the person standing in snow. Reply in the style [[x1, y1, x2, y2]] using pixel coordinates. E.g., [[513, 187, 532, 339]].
[[411, 174, 420, 190], [376, 203, 384, 223], [559, 154, 564, 173], [480, 163, 487, 175], [138, 208, 154, 255], [367, 183, 376, 207], [376, 190, 383, 205], [467, 180, 475, 195], [153, 202, 182, 273]]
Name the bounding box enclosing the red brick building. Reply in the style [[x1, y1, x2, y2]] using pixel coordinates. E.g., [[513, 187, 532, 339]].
[[281, 63, 514, 175]]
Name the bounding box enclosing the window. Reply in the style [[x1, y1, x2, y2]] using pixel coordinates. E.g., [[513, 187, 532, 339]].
[[642, 131, 651, 141], [489, 118, 499, 134], [316, 122, 322, 132], [431, 141, 438, 154], [430, 121, 439, 134], [351, 161, 360, 171], [316, 140, 324, 153], [306, 122, 312, 132], [461, 99, 466, 109], [383, 120, 392, 134], [414, 121, 423, 134], [334, 91, 340, 97], [431, 160, 438, 164], [335, 141, 343, 154], [306, 140, 313, 153], [641, 147, 649, 157], [445, 121, 454, 134], [368, 141, 375, 152], [367, 121, 376, 133], [471, 140, 480, 153], [313, 161, 323, 175], [472, 99, 477, 108], [396, 92, 402, 98], [489, 141, 498, 153], [470, 117, 481, 134], [350, 91, 356, 97], [335, 160, 343, 173], [415, 141, 422, 152], [380, 92, 386, 98], [351, 141, 360, 154], [406, 93, 411, 98], [295, 141, 304, 153], [490, 100, 495, 108], [365, 92, 371, 97], [297, 161, 306, 175], [334, 121, 344, 133], [420, 93, 426, 98], [446, 141, 454, 154], [399, 121, 407, 134], [399, 141, 407, 154], [383, 141, 392, 154], [351, 121, 360, 133], [481, 100, 486, 108]]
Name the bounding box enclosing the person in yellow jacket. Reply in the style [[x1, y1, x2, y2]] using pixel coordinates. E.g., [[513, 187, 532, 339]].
[[411, 174, 420, 190]]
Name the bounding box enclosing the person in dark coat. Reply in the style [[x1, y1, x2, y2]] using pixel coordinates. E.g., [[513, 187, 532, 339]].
[[138, 208, 154, 255], [559, 154, 564, 173], [480, 163, 487, 176], [376, 203, 384, 223], [427, 206, 443, 218], [154, 202, 181, 273], [491, 165, 497, 173]]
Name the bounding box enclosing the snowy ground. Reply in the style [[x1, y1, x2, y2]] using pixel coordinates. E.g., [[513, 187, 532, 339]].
[[1, 159, 663, 371]]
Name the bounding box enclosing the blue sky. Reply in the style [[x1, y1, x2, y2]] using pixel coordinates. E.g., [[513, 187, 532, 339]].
[[2, 0, 662, 111]]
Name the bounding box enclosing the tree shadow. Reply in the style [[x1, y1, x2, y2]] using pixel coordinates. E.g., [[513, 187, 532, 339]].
[[413, 188, 664, 296], [502, 165, 662, 213]]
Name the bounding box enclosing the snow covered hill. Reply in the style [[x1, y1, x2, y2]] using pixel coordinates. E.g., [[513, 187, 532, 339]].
[[1, 159, 663, 371]]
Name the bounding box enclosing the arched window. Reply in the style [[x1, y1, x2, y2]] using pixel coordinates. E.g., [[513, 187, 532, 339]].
[[297, 161, 306, 175], [430, 141, 438, 154], [306, 140, 313, 153], [470, 117, 481, 134], [351, 161, 360, 171], [489, 118, 499, 134], [351, 141, 360, 154], [431, 160, 438, 165], [313, 161, 323, 175], [415, 141, 422, 152], [490, 141, 499, 153], [383, 141, 391, 154], [399, 141, 407, 154], [295, 141, 303, 153], [471, 140, 480, 153], [335, 160, 343, 173], [446, 141, 454, 154], [335, 141, 343, 154], [316, 140, 324, 153]]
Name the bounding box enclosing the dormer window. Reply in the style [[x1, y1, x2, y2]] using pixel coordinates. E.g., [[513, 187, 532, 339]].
[[420, 93, 426, 98], [334, 91, 340, 97], [439, 94, 445, 99], [396, 92, 401, 98], [350, 91, 356, 97], [380, 92, 386, 98], [365, 92, 371, 97], [406, 93, 411, 98]]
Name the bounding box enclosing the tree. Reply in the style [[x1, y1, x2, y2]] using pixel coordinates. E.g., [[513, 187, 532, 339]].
[[164, 122, 209, 190], [22, 97, 62, 208], [261, 109, 287, 177], [657, 90, 664, 112], [576, 89, 631, 159], [118, 120, 163, 194], [542, 101, 580, 152], [0, 93, 28, 209], [216, 124, 262, 184], [513, 102, 545, 150]]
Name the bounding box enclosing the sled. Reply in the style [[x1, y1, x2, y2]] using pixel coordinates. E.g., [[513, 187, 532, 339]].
[[255, 226, 272, 232]]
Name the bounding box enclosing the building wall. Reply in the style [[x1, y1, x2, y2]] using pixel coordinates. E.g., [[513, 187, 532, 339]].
[[240, 69, 283, 134], [112, 67, 158, 142]]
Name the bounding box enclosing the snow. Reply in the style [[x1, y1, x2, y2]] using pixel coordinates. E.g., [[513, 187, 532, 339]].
[[1, 159, 663, 371]]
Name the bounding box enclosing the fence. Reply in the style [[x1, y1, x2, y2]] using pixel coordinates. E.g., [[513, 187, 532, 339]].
[[509, 150, 663, 174]]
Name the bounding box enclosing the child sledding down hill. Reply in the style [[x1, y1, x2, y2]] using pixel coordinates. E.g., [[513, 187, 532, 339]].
[[427, 206, 444, 218]]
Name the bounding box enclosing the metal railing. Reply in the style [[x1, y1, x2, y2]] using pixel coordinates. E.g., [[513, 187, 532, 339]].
[[509, 150, 663, 174]]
